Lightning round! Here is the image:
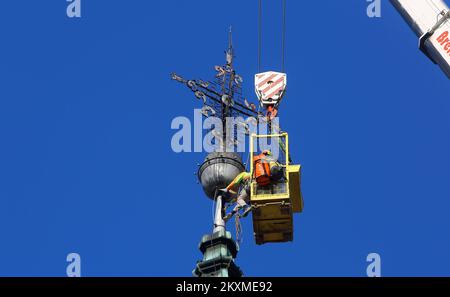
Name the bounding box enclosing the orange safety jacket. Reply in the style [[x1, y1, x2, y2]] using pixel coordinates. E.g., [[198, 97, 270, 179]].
[[253, 154, 271, 186]]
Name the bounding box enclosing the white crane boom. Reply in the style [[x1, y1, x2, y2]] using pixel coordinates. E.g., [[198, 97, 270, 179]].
[[391, 0, 450, 78]]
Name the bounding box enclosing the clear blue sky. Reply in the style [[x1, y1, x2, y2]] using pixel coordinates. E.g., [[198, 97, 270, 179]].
[[0, 0, 450, 276]]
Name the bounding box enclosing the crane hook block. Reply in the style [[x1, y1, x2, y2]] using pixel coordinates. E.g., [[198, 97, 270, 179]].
[[254, 71, 287, 107]]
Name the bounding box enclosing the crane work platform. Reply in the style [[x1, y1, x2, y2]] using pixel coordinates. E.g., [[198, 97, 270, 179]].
[[249, 133, 303, 245]]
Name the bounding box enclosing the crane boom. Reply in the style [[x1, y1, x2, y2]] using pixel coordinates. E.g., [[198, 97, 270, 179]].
[[390, 0, 450, 78]]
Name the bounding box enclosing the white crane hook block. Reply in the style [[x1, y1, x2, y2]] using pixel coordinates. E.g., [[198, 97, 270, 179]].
[[254, 71, 287, 107]]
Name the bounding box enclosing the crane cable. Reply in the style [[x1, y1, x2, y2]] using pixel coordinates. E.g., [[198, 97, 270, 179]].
[[281, 0, 286, 73], [257, 0, 287, 73], [258, 0, 262, 73]]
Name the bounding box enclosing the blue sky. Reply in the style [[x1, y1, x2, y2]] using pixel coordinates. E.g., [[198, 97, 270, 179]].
[[0, 0, 450, 276]]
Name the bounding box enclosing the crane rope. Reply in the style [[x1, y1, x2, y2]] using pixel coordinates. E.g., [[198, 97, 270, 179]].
[[257, 0, 287, 73], [258, 0, 262, 73], [281, 0, 286, 73]]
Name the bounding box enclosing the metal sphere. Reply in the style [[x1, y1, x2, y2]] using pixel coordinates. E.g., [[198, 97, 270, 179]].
[[198, 152, 245, 201]]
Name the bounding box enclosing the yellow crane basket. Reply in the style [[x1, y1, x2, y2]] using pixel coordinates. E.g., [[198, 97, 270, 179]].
[[249, 132, 303, 244]]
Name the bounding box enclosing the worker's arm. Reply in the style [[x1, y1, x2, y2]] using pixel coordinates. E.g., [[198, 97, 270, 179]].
[[226, 172, 247, 191]]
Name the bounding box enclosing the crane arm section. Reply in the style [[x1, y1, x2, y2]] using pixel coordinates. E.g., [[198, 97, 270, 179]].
[[391, 0, 450, 78]]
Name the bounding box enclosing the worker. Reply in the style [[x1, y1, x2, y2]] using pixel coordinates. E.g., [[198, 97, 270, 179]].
[[253, 150, 274, 186], [220, 171, 252, 221], [254, 149, 284, 184]]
